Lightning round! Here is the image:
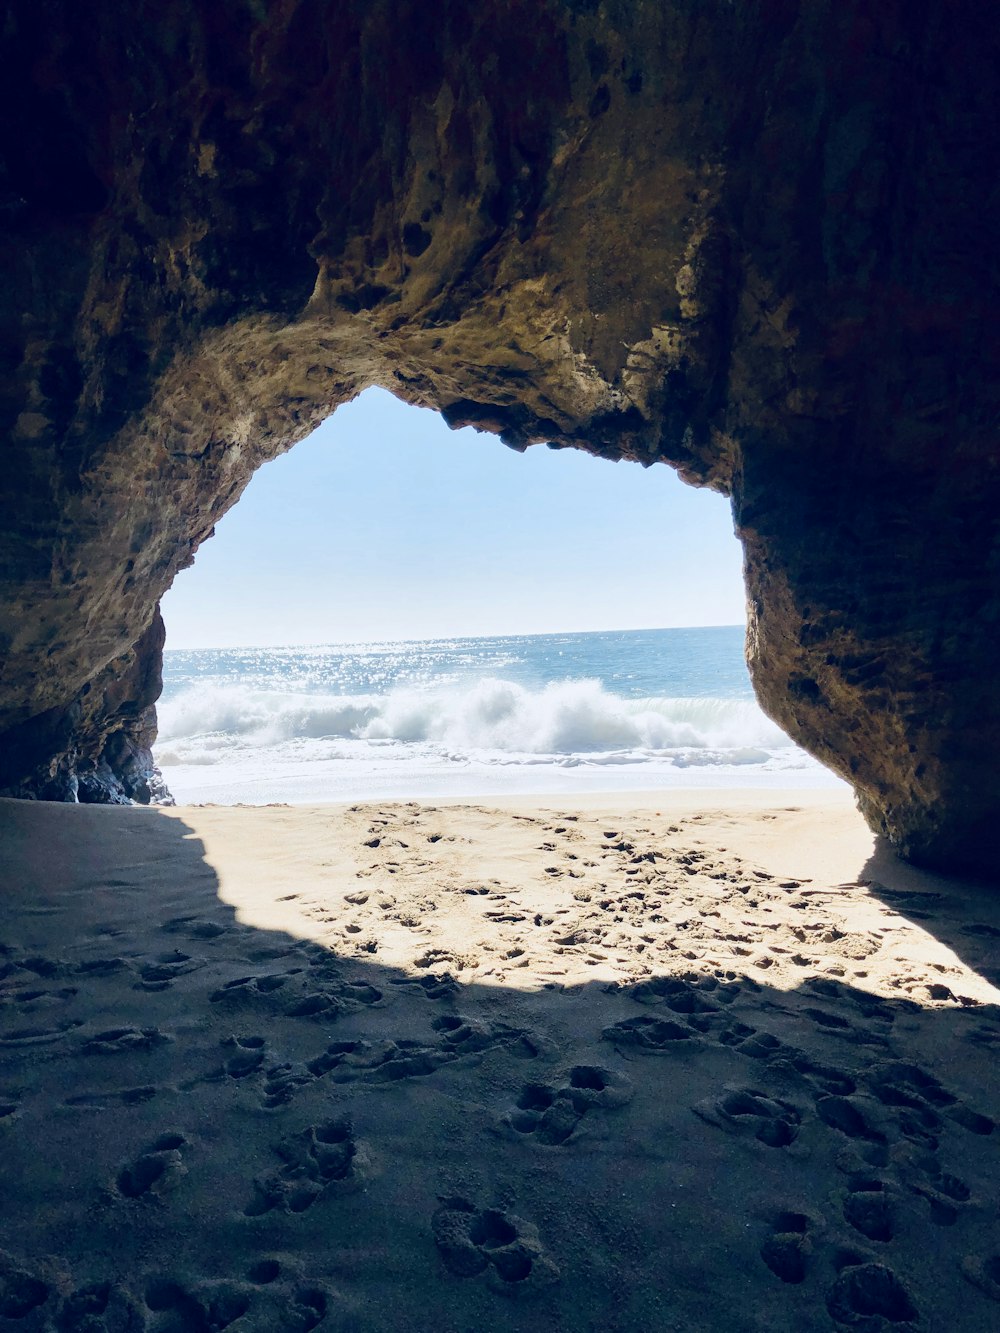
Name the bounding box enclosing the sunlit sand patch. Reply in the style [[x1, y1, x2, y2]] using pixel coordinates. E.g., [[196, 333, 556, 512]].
[[184, 795, 1000, 1011]]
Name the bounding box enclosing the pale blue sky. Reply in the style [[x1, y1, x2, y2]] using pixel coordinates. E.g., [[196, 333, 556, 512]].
[[160, 388, 747, 648]]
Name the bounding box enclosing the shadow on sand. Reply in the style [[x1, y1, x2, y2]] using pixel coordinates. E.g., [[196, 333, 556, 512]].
[[1, 799, 999, 1333]]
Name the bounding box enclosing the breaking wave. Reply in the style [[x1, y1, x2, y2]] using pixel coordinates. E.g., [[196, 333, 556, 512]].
[[156, 676, 792, 766]]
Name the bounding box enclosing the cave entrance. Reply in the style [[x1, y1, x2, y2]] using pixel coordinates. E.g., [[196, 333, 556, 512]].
[[154, 388, 821, 805]]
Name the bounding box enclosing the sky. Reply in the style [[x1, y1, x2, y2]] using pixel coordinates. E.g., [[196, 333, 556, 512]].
[[159, 387, 747, 648]]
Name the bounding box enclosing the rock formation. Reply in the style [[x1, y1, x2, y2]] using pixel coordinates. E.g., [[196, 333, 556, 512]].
[[0, 2, 997, 871]]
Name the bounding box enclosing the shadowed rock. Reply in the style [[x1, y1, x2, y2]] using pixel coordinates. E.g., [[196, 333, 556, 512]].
[[0, 1, 997, 871]]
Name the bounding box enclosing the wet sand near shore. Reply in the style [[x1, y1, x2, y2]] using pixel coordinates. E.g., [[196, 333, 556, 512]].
[[1, 791, 999, 1331]]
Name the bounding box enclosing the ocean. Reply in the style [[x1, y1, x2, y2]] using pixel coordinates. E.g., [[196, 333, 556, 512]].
[[155, 625, 842, 805]]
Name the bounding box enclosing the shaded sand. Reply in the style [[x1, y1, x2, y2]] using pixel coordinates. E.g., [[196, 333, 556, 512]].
[[2, 790, 1000, 1331]]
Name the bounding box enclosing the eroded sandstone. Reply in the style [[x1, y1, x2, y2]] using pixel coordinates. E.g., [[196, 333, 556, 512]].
[[0, 1, 997, 872]]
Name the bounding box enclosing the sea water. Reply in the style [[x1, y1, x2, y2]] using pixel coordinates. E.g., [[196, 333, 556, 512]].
[[155, 626, 843, 804]]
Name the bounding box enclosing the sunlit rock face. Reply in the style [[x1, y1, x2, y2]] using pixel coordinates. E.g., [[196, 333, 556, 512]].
[[0, 2, 997, 870]]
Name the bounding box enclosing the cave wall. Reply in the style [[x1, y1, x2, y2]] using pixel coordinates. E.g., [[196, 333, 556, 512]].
[[0, 1, 997, 871]]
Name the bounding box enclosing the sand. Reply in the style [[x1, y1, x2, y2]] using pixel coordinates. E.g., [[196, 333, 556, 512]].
[[1, 789, 999, 1331]]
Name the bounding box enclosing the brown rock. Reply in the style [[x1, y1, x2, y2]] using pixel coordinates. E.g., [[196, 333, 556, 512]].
[[0, 2, 997, 872]]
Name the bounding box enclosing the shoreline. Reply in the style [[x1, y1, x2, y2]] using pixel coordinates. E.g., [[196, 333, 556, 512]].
[[2, 790, 999, 1329], [161, 784, 854, 811], [157, 761, 848, 809]]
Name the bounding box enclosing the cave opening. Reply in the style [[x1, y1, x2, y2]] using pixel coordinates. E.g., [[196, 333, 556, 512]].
[[0, 0, 994, 872], [153, 387, 840, 807], [3, 5, 999, 1321]]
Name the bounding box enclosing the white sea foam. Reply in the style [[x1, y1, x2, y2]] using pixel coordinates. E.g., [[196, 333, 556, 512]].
[[155, 631, 847, 804], [152, 675, 852, 804], [157, 677, 792, 761]]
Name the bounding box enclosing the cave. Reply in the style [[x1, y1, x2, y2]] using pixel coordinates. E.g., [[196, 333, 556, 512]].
[[1, 1, 998, 874]]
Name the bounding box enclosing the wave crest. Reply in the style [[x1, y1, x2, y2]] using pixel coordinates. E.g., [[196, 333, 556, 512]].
[[156, 677, 791, 761]]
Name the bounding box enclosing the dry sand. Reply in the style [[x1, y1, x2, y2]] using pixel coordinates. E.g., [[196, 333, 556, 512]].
[[1, 789, 999, 1331]]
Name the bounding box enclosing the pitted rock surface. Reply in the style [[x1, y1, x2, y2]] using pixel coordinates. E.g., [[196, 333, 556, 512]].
[[0, 1, 997, 869]]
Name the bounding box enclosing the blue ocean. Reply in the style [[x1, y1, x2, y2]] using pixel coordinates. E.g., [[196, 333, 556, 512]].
[[155, 626, 839, 804]]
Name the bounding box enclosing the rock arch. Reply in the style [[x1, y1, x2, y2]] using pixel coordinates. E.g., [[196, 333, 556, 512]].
[[1, 1, 997, 873]]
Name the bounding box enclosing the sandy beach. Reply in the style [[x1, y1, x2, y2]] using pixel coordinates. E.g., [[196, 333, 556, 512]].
[[2, 789, 999, 1331]]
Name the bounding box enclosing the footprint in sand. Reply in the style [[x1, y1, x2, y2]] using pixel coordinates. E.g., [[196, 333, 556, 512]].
[[311, 1036, 449, 1083], [58, 1280, 148, 1333], [160, 916, 228, 941], [826, 1259, 917, 1327], [432, 1197, 559, 1290], [389, 971, 458, 1001], [287, 1287, 329, 1332], [75, 956, 130, 978], [57, 1280, 114, 1332], [302, 1013, 540, 1088], [0, 1017, 83, 1046], [965, 1023, 1000, 1048], [0, 1249, 50, 1321], [285, 992, 339, 1019], [244, 1120, 366, 1216], [1, 1265, 145, 1333], [806, 975, 885, 1011], [82, 1025, 169, 1055], [905, 1164, 972, 1227], [432, 1013, 517, 1057], [484, 907, 527, 924], [246, 1258, 282, 1284], [144, 1276, 252, 1332], [209, 972, 293, 1004], [413, 947, 454, 969], [505, 1065, 633, 1145], [343, 979, 383, 1006], [800, 1005, 887, 1048], [285, 977, 383, 1021], [693, 1087, 802, 1148], [625, 972, 739, 1014], [842, 1178, 893, 1242], [791, 1055, 857, 1098], [601, 1014, 697, 1053], [116, 1132, 189, 1199], [89, 923, 125, 939], [1, 983, 78, 1012], [2, 953, 65, 980], [136, 950, 201, 991], [258, 1062, 315, 1109], [65, 1085, 158, 1108], [442, 1013, 552, 1055], [715, 1024, 795, 1062], [815, 1095, 887, 1145], [960, 1254, 1000, 1303], [760, 1210, 813, 1283], [218, 1034, 266, 1080]]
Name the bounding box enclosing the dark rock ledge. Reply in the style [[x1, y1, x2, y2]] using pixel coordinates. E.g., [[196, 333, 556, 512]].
[[0, 613, 173, 807]]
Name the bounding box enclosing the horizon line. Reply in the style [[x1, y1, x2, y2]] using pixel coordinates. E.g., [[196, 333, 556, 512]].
[[162, 622, 748, 653]]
